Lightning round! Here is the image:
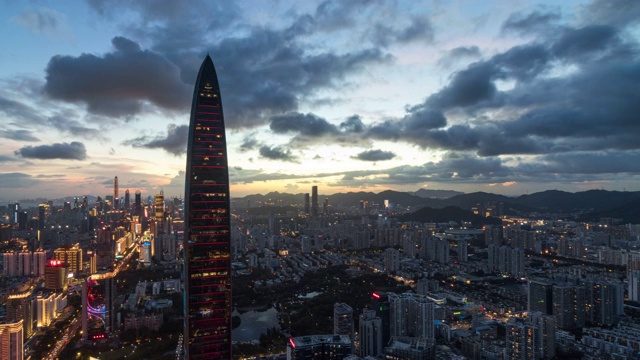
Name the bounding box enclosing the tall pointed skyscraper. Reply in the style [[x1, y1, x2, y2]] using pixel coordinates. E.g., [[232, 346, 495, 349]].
[[184, 55, 232, 359]]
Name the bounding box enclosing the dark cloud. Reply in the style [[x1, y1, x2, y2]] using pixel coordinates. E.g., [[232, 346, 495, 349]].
[[368, 16, 434, 47], [578, 0, 640, 28], [270, 113, 338, 137], [122, 124, 188, 155], [43, 36, 190, 118], [47, 113, 104, 139], [0, 129, 39, 142], [239, 135, 260, 152], [501, 10, 561, 36], [15, 142, 87, 160], [0, 173, 43, 189], [441, 46, 482, 63], [339, 115, 365, 133], [0, 96, 44, 125], [551, 25, 619, 59], [259, 146, 297, 162], [353, 149, 396, 161]]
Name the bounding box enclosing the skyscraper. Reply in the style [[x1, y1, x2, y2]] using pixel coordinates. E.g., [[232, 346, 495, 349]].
[[114, 176, 119, 209], [311, 186, 318, 217], [184, 55, 232, 359]]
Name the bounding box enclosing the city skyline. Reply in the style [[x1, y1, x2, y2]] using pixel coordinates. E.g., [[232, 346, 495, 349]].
[[1, 0, 640, 201]]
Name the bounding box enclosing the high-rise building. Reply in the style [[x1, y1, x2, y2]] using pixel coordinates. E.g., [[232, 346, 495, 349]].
[[6, 291, 33, 339], [135, 190, 142, 216], [311, 186, 318, 217], [552, 284, 585, 329], [333, 303, 354, 342], [505, 317, 536, 360], [9, 203, 19, 225], [528, 311, 556, 359], [33, 249, 46, 276], [304, 193, 310, 215], [0, 320, 23, 360], [629, 269, 640, 302], [389, 292, 435, 339], [184, 54, 232, 359], [54, 244, 83, 274], [359, 309, 383, 357], [528, 279, 553, 315], [384, 247, 400, 273], [44, 260, 68, 291], [124, 189, 130, 211], [371, 292, 391, 346], [114, 176, 119, 209]]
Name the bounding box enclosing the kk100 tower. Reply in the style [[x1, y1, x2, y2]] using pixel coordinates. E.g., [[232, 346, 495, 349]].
[[183, 55, 232, 359]]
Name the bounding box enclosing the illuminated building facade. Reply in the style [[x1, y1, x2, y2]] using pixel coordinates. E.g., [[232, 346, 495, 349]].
[[114, 176, 119, 209], [0, 320, 23, 360], [54, 244, 83, 274], [183, 55, 232, 359], [6, 291, 32, 339], [44, 260, 68, 291]]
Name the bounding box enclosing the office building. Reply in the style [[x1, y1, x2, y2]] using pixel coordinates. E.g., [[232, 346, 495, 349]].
[[0, 320, 23, 360], [311, 186, 318, 217], [287, 335, 351, 360], [54, 244, 83, 274], [114, 176, 119, 209], [371, 292, 391, 346], [304, 193, 310, 214], [528, 279, 553, 315], [184, 54, 232, 359], [333, 303, 354, 341], [359, 309, 382, 357], [44, 260, 68, 291], [629, 269, 640, 302], [5, 291, 33, 339]]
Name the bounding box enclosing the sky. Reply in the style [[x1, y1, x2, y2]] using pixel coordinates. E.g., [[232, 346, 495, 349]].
[[1, 0, 639, 202]]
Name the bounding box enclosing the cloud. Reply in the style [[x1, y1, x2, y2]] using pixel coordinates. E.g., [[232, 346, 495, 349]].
[[122, 124, 188, 155], [259, 146, 297, 162], [12, 7, 70, 38], [501, 10, 561, 36], [578, 0, 640, 28], [43, 36, 191, 118], [0, 173, 44, 189], [353, 150, 396, 162], [15, 142, 87, 160], [0, 129, 39, 142]]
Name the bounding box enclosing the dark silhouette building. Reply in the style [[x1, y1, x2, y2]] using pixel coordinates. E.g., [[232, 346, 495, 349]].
[[183, 54, 232, 359]]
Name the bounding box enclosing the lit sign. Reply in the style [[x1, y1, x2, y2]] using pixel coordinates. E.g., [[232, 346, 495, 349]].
[[49, 260, 63, 267], [372, 292, 381, 299], [289, 338, 296, 349]]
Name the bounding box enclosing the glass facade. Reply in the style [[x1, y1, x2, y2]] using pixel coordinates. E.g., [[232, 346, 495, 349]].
[[184, 55, 232, 360]]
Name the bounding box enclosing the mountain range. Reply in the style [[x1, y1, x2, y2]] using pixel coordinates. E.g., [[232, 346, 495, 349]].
[[233, 189, 640, 224]]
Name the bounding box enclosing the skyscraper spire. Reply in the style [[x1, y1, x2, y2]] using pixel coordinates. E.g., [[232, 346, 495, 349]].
[[183, 55, 232, 359]]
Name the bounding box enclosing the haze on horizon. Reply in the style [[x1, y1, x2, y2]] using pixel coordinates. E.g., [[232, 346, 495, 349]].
[[0, 0, 639, 202]]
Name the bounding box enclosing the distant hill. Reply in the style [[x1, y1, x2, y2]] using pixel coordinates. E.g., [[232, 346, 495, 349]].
[[232, 189, 640, 220], [576, 197, 640, 224], [516, 190, 640, 213], [399, 206, 502, 226], [410, 189, 464, 199]]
